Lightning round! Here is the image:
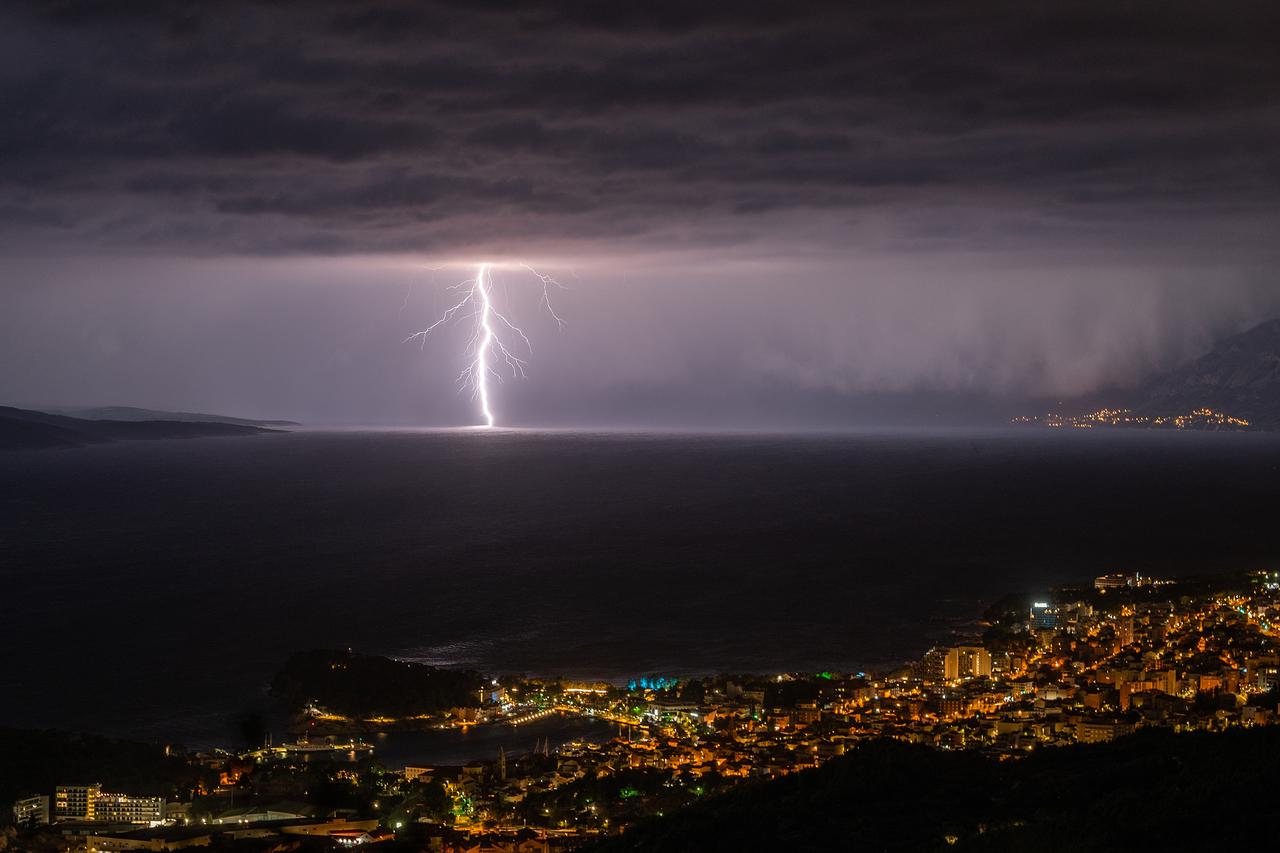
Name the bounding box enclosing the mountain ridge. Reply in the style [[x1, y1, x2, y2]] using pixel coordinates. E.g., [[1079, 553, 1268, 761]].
[[1016, 317, 1280, 430], [1133, 318, 1280, 426]]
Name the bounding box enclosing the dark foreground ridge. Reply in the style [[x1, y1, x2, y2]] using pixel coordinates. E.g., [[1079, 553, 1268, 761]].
[[0, 405, 281, 450], [591, 726, 1280, 852]]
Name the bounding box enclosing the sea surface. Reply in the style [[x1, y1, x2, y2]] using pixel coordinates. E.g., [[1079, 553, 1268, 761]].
[[3, 427, 1280, 760]]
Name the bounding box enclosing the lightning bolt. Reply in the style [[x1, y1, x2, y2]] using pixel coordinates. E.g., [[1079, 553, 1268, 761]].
[[405, 262, 566, 428]]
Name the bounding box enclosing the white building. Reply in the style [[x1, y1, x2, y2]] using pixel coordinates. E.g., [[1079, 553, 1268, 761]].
[[12, 794, 49, 827]]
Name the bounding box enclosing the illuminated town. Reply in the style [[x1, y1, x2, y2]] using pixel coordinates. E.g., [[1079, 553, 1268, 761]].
[[1012, 407, 1252, 430], [8, 569, 1280, 852]]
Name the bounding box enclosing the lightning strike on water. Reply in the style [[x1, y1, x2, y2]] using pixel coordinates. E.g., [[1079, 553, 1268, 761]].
[[405, 262, 566, 428]]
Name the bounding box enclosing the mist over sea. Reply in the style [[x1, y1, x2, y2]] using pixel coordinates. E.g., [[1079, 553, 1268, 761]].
[[3, 428, 1280, 749]]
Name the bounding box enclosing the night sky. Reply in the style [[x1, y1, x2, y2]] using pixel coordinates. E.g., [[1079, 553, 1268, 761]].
[[3, 1, 1280, 425]]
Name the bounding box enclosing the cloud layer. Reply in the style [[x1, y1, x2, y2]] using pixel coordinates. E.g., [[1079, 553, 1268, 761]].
[[3, 0, 1279, 258]]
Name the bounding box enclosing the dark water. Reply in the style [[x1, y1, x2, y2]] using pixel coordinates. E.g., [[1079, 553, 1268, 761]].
[[372, 715, 619, 770], [3, 428, 1280, 754]]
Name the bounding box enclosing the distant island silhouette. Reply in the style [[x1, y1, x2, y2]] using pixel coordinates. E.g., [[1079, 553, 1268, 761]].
[[0, 405, 286, 451]]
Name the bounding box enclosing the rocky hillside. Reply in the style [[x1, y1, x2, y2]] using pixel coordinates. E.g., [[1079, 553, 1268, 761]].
[[1133, 318, 1280, 428], [1016, 318, 1280, 430]]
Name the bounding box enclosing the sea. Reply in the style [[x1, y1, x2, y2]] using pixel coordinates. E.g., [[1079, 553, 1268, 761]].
[[3, 427, 1279, 764]]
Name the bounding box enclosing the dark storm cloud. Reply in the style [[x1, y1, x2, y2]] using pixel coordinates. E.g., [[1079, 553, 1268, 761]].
[[3, 0, 1280, 257]]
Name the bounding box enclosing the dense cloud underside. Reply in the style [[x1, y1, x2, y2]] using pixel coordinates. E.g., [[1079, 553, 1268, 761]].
[[2, 1, 1280, 420], [5, 0, 1280, 257]]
